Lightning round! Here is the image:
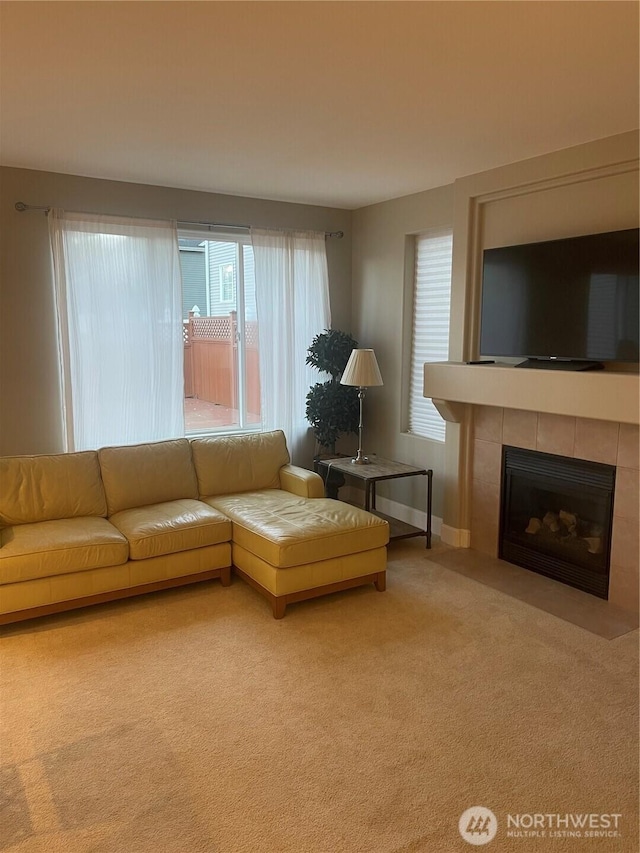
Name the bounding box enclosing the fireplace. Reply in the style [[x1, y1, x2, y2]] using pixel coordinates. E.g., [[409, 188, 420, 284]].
[[500, 446, 616, 598]]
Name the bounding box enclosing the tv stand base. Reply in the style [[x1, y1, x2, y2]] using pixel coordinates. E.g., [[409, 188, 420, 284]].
[[515, 359, 604, 372]]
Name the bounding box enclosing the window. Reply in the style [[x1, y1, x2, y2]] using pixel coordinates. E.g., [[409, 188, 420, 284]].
[[219, 263, 235, 303], [408, 229, 453, 442], [50, 214, 327, 452], [178, 241, 207, 319], [180, 233, 260, 435]]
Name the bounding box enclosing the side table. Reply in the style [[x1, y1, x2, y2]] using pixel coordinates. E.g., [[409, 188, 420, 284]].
[[317, 457, 433, 548]]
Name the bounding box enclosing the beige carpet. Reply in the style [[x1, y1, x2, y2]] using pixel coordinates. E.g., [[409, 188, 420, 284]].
[[1, 540, 637, 853]]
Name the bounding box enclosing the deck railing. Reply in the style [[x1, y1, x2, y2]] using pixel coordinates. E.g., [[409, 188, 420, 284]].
[[183, 311, 260, 416]]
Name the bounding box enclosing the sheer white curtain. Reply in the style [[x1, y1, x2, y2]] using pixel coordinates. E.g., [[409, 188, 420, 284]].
[[49, 210, 184, 451], [251, 228, 331, 461]]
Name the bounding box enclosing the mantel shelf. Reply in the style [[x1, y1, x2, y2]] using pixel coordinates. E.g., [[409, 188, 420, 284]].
[[423, 362, 640, 425]]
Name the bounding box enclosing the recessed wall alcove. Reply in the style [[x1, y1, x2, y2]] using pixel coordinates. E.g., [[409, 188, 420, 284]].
[[421, 143, 639, 619]]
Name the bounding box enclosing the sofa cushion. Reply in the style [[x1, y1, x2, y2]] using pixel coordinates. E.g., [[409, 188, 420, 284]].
[[206, 490, 389, 568], [191, 431, 290, 498], [99, 439, 198, 516], [0, 518, 129, 584], [109, 499, 231, 560], [0, 451, 107, 526]]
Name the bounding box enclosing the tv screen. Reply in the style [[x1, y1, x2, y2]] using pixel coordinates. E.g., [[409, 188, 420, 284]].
[[479, 229, 640, 364]]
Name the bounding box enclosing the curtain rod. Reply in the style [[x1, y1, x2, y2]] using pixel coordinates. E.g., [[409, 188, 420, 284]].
[[14, 202, 344, 239]]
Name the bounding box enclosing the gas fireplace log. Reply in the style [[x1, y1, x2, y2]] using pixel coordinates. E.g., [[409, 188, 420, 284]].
[[559, 510, 577, 534], [526, 518, 542, 534], [582, 537, 603, 555], [542, 511, 560, 532]]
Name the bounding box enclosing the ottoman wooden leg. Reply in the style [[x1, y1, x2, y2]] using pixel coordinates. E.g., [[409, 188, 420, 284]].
[[272, 597, 287, 619], [374, 571, 386, 592], [220, 566, 231, 587]]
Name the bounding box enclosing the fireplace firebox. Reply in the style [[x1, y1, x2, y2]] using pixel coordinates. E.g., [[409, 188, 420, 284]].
[[500, 446, 615, 598]]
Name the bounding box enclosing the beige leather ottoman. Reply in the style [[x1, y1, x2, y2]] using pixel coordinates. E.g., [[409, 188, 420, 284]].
[[206, 490, 389, 618]]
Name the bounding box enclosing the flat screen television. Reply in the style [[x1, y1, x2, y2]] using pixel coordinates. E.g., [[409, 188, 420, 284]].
[[479, 228, 640, 369]]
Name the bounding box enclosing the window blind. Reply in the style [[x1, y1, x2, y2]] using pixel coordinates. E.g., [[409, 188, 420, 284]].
[[408, 229, 453, 441]]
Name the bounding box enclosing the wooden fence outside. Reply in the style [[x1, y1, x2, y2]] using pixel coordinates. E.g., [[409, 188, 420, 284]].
[[183, 312, 260, 416]]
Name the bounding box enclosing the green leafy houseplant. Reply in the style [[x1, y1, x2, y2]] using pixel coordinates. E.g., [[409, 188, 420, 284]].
[[305, 329, 359, 456]]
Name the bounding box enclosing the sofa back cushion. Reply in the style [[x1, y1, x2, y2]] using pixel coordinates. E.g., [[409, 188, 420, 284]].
[[99, 439, 198, 516], [191, 430, 290, 498], [0, 451, 107, 526]]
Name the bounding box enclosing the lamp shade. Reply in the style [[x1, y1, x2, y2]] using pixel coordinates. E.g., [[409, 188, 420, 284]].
[[340, 349, 383, 387]]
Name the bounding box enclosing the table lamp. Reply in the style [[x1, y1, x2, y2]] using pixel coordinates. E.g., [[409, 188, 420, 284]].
[[340, 348, 383, 464]]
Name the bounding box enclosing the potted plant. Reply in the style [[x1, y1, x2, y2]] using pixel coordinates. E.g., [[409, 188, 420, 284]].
[[306, 329, 359, 460]]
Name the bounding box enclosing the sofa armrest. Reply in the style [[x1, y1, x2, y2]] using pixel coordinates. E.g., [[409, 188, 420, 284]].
[[279, 464, 325, 499]]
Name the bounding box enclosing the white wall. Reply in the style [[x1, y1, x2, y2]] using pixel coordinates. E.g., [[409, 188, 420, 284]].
[[352, 185, 455, 518]]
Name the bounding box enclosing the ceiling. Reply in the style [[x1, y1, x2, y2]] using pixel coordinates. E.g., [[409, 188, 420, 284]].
[[1, 2, 638, 210]]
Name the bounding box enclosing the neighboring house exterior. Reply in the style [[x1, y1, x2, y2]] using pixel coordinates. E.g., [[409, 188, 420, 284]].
[[179, 240, 206, 319], [179, 239, 256, 321]]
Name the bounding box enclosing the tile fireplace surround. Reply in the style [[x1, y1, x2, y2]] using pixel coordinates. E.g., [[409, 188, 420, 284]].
[[470, 407, 639, 614]]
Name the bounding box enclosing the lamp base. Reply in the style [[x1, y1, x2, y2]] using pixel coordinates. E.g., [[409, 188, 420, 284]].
[[351, 451, 371, 465]]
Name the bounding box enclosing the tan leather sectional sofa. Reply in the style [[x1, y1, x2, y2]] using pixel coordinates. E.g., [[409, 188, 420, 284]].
[[0, 431, 388, 623]]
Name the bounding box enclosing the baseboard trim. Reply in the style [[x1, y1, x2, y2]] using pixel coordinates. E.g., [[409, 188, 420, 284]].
[[440, 524, 471, 548], [341, 489, 442, 538]]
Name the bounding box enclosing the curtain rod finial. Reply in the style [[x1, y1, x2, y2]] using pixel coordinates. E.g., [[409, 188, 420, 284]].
[[15, 201, 50, 213]]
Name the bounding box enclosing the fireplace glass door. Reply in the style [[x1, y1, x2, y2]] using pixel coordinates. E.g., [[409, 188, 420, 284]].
[[500, 446, 615, 598]]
